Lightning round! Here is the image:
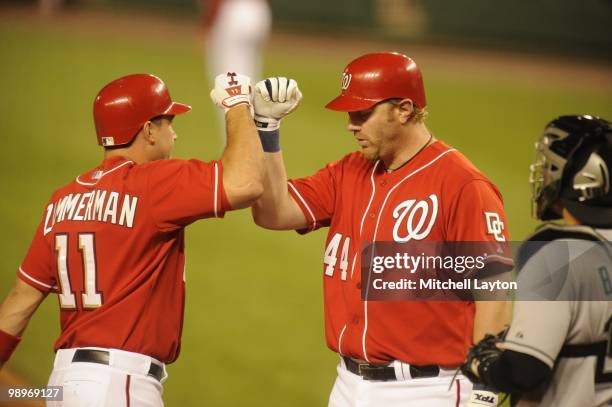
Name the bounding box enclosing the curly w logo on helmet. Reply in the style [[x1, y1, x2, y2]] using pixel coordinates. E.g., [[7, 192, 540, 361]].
[[341, 73, 352, 90]]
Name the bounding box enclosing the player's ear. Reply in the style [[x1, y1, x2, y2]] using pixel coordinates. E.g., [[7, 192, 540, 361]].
[[141, 121, 156, 146], [397, 99, 415, 124]]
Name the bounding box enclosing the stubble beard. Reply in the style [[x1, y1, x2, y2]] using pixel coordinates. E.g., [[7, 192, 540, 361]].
[[360, 147, 379, 162], [360, 140, 382, 162]]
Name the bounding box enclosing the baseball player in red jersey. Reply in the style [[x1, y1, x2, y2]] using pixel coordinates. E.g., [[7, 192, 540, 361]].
[[251, 53, 513, 406], [0, 72, 263, 406]]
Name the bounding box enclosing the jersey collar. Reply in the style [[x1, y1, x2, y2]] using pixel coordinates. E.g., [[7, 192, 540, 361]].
[[375, 140, 449, 177], [76, 157, 135, 186]]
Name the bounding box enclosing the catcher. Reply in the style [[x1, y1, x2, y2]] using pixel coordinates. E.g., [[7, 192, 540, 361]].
[[461, 115, 612, 406]]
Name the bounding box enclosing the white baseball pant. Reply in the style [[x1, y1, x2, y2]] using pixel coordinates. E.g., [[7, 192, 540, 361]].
[[328, 358, 472, 407], [46, 347, 167, 407]]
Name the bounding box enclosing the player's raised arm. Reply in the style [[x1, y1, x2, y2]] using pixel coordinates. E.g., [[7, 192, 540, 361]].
[[211, 73, 265, 209], [250, 77, 308, 230], [0, 279, 46, 369]]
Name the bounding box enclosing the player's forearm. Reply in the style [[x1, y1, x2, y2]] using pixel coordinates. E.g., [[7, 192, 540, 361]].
[[0, 279, 45, 336], [473, 300, 511, 342], [252, 152, 291, 227], [250, 76, 306, 229], [221, 105, 265, 209], [252, 152, 307, 230]]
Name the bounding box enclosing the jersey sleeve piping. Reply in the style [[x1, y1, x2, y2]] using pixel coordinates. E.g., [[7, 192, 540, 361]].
[[18, 266, 57, 293], [214, 161, 219, 218], [213, 160, 230, 216], [146, 159, 229, 231], [287, 181, 317, 230]]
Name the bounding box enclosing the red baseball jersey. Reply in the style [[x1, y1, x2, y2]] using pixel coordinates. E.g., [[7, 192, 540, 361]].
[[288, 140, 511, 366], [18, 156, 229, 363]]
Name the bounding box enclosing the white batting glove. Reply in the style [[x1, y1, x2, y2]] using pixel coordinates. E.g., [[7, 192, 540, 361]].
[[253, 77, 302, 131], [210, 72, 252, 114]]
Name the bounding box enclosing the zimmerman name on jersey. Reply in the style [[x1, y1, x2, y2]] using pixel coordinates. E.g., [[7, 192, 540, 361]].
[[43, 189, 138, 235]]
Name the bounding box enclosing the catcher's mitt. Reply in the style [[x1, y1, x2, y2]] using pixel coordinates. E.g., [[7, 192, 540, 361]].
[[460, 328, 507, 386]]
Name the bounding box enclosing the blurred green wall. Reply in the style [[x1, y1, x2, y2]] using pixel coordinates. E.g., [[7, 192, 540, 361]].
[[421, 0, 612, 53], [93, 0, 612, 57]]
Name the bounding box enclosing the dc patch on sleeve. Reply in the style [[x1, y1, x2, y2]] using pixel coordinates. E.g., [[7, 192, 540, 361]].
[[484, 212, 505, 242]]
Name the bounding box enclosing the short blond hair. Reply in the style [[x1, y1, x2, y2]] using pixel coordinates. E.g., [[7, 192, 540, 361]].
[[387, 98, 427, 123], [410, 106, 428, 123]]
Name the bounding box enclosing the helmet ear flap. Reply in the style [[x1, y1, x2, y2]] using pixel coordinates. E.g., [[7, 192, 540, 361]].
[[562, 141, 610, 201], [532, 114, 612, 226]]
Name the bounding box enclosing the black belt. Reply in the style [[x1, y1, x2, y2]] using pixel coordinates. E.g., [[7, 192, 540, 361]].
[[342, 356, 440, 381], [72, 349, 164, 382]]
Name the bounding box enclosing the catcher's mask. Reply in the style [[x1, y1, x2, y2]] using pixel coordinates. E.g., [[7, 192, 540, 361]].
[[530, 114, 612, 227]]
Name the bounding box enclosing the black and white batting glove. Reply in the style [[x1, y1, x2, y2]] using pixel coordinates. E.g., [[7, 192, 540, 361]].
[[253, 77, 302, 131], [210, 72, 252, 114]]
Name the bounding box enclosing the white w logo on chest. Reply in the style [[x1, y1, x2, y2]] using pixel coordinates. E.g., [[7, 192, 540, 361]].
[[391, 194, 438, 242]]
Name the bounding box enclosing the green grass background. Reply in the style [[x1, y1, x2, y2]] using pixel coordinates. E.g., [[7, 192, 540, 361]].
[[0, 9, 611, 406]]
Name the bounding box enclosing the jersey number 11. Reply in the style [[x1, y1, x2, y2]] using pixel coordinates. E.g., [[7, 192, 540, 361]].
[[55, 233, 103, 310]]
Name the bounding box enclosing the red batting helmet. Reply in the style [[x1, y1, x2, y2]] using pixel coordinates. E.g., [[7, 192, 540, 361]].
[[325, 52, 426, 112], [93, 74, 191, 147]]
